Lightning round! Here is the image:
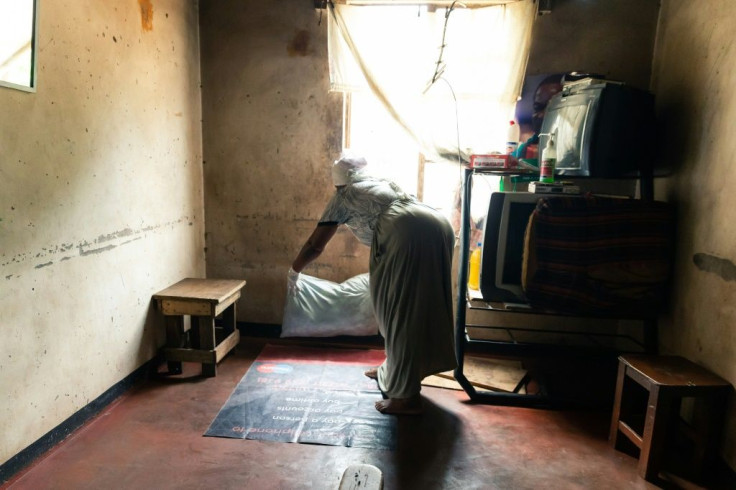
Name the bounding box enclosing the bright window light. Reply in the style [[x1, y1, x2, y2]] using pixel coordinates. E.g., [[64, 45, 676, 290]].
[[0, 1, 34, 87]]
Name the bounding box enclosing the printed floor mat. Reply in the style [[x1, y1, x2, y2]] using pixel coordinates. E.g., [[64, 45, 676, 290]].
[[204, 344, 396, 449]]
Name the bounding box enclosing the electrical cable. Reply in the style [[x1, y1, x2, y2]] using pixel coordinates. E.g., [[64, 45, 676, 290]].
[[425, 1, 463, 94], [434, 76, 466, 243], [438, 78, 462, 169]]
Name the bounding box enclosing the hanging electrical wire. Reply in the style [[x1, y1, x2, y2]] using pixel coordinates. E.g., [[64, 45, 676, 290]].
[[424, 1, 464, 94]]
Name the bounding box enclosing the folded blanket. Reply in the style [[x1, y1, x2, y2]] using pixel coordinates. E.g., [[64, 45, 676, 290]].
[[522, 195, 675, 317]]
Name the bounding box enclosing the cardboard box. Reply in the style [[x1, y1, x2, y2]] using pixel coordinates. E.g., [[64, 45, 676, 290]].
[[470, 153, 518, 170]]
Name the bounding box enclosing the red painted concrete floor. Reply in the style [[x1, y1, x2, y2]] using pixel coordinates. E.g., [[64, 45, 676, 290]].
[[3, 338, 734, 490]]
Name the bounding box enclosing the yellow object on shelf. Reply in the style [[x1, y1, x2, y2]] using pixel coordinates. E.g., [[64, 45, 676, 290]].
[[468, 244, 481, 290]]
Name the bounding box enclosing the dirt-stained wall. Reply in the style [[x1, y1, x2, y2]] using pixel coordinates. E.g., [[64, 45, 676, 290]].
[[527, 0, 659, 90], [200, 1, 347, 324], [651, 0, 736, 469], [0, 1, 204, 465]]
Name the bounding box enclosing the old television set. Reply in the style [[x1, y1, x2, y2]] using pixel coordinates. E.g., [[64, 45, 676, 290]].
[[479, 191, 542, 304], [539, 79, 655, 178]]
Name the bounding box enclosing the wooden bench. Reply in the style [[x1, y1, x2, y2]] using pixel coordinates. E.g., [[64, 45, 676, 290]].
[[153, 278, 246, 377], [609, 354, 731, 483]]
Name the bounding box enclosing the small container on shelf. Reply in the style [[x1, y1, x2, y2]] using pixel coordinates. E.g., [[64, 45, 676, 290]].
[[468, 242, 482, 290], [539, 133, 557, 184], [506, 120, 520, 155]]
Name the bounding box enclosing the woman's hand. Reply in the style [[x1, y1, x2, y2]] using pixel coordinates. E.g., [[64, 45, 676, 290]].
[[287, 267, 301, 294]]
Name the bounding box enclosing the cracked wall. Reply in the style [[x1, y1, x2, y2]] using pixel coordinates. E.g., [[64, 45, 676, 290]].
[[0, 0, 204, 465]]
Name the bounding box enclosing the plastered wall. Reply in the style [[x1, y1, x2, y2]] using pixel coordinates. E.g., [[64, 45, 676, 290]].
[[651, 0, 736, 469], [526, 0, 659, 90], [0, 1, 204, 465], [199, 1, 347, 324]]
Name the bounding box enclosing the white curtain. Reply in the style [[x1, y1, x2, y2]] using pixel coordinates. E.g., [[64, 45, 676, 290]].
[[328, 0, 537, 164]]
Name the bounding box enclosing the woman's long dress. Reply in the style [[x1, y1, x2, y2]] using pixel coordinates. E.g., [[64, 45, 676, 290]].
[[320, 176, 457, 398]]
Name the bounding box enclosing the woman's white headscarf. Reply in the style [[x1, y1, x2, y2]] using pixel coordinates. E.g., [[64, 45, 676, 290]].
[[332, 151, 367, 186]]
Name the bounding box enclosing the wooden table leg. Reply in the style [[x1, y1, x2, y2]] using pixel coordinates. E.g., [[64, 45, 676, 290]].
[[223, 302, 236, 336], [609, 361, 627, 448], [165, 316, 183, 374], [691, 389, 729, 478], [639, 386, 676, 481], [199, 315, 217, 377]]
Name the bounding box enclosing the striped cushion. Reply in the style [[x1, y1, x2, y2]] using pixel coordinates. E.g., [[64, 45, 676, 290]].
[[522, 195, 675, 317]]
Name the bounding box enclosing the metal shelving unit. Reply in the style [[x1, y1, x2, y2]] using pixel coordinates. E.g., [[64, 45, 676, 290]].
[[453, 167, 658, 408]]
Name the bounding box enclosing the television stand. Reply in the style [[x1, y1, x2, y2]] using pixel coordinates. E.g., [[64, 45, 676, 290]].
[[454, 167, 659, 408]]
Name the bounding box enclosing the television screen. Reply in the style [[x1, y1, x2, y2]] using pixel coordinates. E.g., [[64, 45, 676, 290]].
[[540, 91, 594, 172], [480, 192, 541, 304], [500, 201, 539, 286], [539, 80, 655, 178]]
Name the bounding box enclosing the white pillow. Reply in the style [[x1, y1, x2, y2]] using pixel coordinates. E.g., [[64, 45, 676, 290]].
[[281, 271, 379, 338]]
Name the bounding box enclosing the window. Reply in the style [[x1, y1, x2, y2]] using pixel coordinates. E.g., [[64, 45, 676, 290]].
[[343, 90, 467, 222], [0, 0, 39, 92], [329, 0, 537, 225]]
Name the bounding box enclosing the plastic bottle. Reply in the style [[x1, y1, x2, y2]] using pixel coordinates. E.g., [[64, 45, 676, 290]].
[[539, 135, 557, 183], [468, 242, 482, 290], [505, 120, 520, 155]]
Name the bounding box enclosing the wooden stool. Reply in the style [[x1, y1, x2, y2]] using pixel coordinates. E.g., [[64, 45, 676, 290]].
[[153, 278, 246, 377], [609, 354, 731, 483]]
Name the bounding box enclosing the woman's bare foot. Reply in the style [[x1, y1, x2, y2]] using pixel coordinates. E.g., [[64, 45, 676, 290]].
[[374, 395, 423, 415], [364, 367, 378, 380]]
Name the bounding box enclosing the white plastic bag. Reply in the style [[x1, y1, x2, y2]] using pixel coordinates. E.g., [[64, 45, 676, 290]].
[[281, 269, 379, 338]]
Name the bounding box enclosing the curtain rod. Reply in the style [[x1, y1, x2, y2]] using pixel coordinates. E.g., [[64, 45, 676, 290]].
[[315, 1, 523, 8]]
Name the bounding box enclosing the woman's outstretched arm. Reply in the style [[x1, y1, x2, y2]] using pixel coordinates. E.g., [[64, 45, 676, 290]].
[[292, 223, 338, 272]]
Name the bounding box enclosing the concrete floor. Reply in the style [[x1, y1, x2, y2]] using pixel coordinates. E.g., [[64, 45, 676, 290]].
[[2, 338, 732, 490]]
